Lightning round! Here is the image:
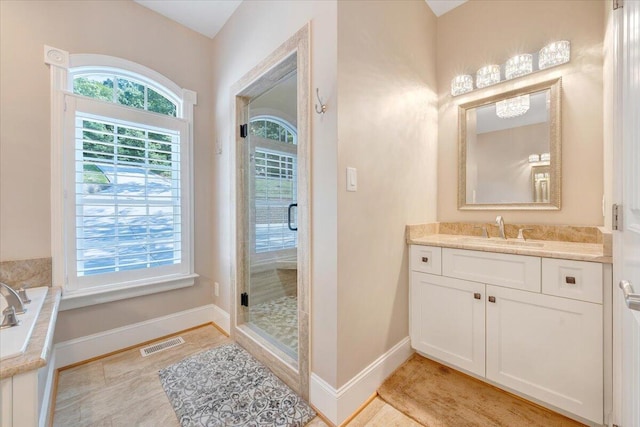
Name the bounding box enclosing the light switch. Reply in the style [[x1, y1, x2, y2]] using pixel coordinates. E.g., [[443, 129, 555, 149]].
[[346, 167, 357, 192]]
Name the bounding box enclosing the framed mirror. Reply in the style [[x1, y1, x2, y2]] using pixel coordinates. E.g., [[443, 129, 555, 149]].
[[458, 78, 561, 210]]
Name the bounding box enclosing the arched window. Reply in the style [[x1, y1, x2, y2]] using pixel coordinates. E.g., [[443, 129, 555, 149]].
[[46, 48, 196, 307], [72, 73, 178, 117], [249, 116, 297, 144]]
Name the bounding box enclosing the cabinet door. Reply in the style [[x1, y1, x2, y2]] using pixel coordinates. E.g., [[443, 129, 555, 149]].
[[486, 285, 603, 424], [410, 272, 485, 376]]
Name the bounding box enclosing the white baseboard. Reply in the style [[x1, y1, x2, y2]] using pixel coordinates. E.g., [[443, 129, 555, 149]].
[[310, 337, 413, 426], [211, 303, 231, 334], [54, 304, 229, 369]]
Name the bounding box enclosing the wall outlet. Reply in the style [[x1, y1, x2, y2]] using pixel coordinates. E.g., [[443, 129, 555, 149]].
[[214, 282, 220, 297]]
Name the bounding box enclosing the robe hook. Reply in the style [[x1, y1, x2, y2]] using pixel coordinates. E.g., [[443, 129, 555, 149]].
[[315, 88, 327, 115]]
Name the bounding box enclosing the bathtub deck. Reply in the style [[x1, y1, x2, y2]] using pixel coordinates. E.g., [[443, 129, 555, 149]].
[[0, 287, 61, 379]]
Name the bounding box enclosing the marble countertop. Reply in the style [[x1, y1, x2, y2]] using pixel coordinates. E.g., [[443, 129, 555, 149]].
[[0, 287, 61, 379], [407, 222, 612, 264], [408, 234, 612, 263]]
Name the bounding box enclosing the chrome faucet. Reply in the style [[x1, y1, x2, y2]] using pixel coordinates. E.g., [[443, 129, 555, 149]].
[[0, 282, 26, 314], [1, 306, 20, 329], [495, 215, 506, 239]]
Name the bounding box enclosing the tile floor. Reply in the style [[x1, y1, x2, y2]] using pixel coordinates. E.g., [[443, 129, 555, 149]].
[[52, 324, 415, 427], [249, 295, 298, 356]]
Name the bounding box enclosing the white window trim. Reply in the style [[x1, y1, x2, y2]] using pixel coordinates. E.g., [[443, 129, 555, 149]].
[[45, 46, 198, 310]]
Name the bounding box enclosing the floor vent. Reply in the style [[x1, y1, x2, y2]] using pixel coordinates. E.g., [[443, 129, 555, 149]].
[[140, 336, 185, 357]]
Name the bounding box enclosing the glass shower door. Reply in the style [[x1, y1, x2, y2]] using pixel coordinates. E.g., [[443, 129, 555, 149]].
[[243, 72, 298, 360]]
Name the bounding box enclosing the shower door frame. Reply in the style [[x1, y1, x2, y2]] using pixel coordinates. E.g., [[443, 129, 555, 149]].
[[230, 25, 310, 398]]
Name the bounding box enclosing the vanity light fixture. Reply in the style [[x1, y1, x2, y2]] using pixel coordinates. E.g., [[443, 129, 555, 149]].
[[539, 41, 571, 69], [540, 152, 551, 162], [496, 94, 530, 118], [451, 40, 570, 97], [505, 54, 533, 80], [528, 154, 540, 163], [451, 74, 473, 96], [476, 65, 501, 88]]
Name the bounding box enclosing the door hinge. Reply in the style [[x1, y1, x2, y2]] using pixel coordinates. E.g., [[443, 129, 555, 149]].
[[612, 204, 622, 230], [240, 292, 249, 307], [613, 0, 623, 9], [240, 124, 248, 138]]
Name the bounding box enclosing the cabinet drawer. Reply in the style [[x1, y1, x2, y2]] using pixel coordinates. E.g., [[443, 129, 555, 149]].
[[542, 258, 603, 304], [410, 245, 442, 274], [442, 248, 541, 292]]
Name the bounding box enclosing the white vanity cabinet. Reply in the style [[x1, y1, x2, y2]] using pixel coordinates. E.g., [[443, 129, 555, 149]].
[[485, 285, 603, 423], [409, 244, 606, 425], [410, 272, 485, 376]]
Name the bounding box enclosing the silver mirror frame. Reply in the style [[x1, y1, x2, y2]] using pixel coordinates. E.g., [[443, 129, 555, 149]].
[[458, 77, 562, 210]]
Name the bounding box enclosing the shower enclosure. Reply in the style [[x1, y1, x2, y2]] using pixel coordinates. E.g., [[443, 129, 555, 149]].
[[243, 71, 299, 359], [231, 24, 310, 398]]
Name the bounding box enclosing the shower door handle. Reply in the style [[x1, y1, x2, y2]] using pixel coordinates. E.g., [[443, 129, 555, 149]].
[[288, 203, 298, 231]]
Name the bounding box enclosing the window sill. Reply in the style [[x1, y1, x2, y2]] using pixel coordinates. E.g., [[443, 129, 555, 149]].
[[59, 273, 198, 311]]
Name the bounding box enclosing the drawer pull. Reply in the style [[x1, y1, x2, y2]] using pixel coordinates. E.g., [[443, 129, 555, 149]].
[[421, 257, 429, 263], [474, 293, 481, 300], [565, 276, 576, 285], [488, 296, 496, 303]]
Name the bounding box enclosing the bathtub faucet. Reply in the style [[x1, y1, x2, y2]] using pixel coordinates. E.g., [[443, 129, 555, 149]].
[[1, 306, 20, 329], [0, 282, 25, 314]]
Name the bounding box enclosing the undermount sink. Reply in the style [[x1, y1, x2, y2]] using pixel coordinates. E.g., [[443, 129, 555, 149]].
[[456, 237, 545, 248]]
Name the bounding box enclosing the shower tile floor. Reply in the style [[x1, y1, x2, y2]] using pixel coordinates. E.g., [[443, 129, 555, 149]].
[[249, 294, 298, 356], [51, 324, 416, 427]]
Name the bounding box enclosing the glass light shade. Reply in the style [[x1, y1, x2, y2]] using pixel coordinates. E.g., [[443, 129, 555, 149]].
[[540, 152, 551, 162], [539, 41, 570, 69], [476, 65, 501, 88], [451, 74, 473, 96], [528, 154, 540, 163], [496, 94, 530, 119], [505, 54, 533, 80]]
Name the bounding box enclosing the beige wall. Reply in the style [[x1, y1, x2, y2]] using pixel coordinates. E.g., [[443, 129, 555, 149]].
[[211, 0, 438, 388], [437, 0, 605, 225], [0, 0, 214, 342], [209, 0, 340, 386], [336, 0, 437, 385], [603, 1, 614, 229]]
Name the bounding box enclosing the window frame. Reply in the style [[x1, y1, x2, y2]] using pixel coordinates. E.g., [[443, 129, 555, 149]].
[[46, 47, 197, 310]]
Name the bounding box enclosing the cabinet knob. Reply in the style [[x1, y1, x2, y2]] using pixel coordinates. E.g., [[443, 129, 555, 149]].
[[488, 296, 496, 303], [421, 257, 429, 263], [565, 276, 576, 285], [474, 293, 481, 300]]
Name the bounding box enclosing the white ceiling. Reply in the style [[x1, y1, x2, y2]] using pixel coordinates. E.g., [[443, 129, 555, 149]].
[[135, 0, 467, 40], [134, 0, 242, 39], [425, 0, 468, 17]]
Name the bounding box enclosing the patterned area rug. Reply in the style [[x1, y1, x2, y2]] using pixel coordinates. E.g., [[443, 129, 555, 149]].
[[159, 343, 315, 427]]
